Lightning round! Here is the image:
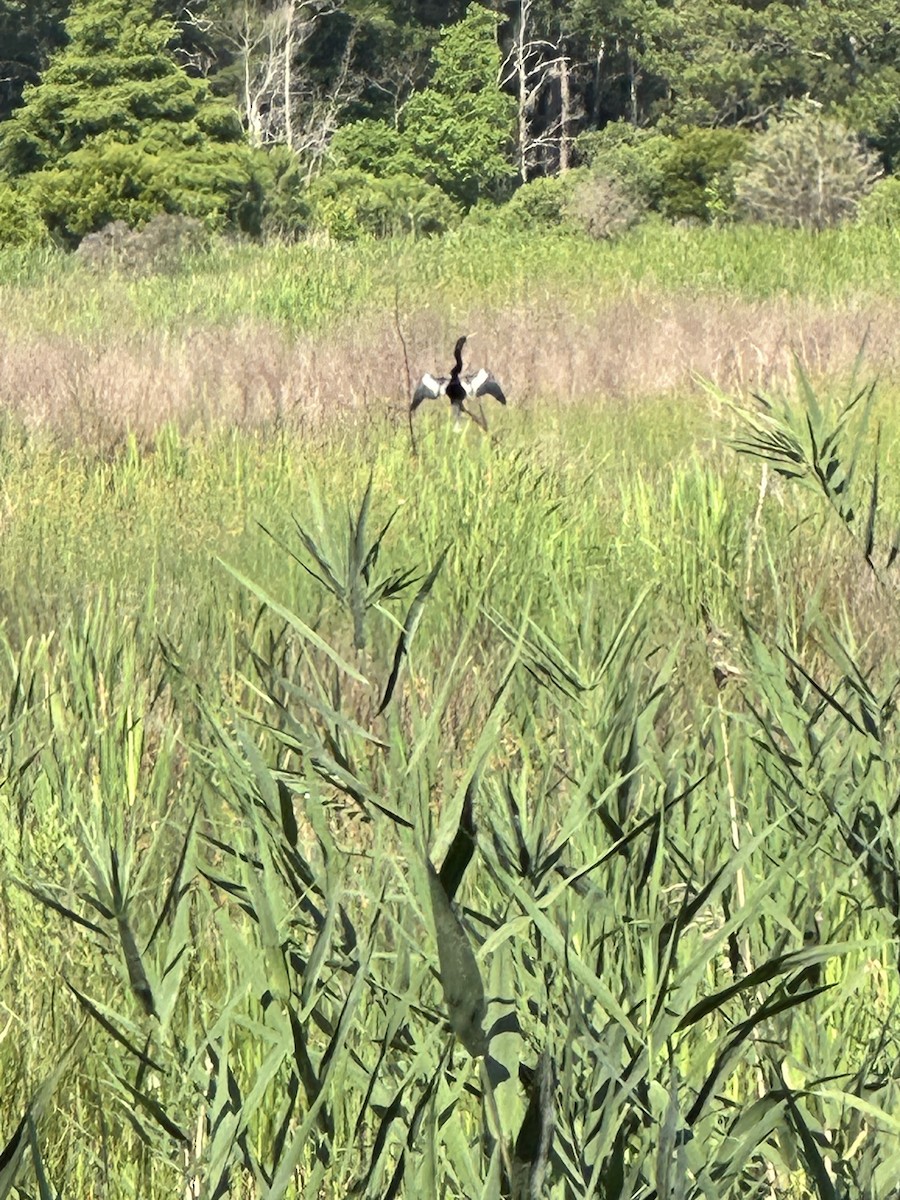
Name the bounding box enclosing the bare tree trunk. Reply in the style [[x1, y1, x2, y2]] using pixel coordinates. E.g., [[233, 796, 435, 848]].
[[283, 0, 295, 150], [213, 0, 356, 158], [507, 0, 572, 180], [629, 50, 637, 125], [516, 0, 531, 182], [242, 5, 259, 145], [559, 51, 570, 172], [592, 40, 605, 128]]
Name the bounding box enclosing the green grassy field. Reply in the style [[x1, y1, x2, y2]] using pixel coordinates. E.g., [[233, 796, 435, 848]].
[[6, 221, 900, 338], [1, 224, 899, 1198]]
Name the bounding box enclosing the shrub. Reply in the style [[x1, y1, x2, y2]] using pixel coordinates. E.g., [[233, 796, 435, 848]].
[[0, 181, 49, 246], [565, 173, 645, 239], [23, 139, 268, 243], [735, 105, 882, 230], [573, 122, 670, 208], [305, 168, 459, 240], [328, 119, 420, 178], [486, 172, 585, 233], [73, 218, 131, 267], [656, 126, 749, 222], [255, 145, 310, 242], [856, 174, 900, 230], [75, 213, 209, 273]]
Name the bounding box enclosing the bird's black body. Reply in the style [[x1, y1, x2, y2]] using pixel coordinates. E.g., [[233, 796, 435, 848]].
[[411, 335, 507, 426]]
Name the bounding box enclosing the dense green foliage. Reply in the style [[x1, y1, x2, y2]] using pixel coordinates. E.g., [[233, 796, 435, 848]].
[[1, 0, 898, 244], [323, 7, 515, 213], [0, 178, 47, 243], [627, 0, 900, 141], [398, 5, 516, 206], [0, 0, 238, 174], [0, 0, 68, 118], [0, 0, 267, 239], [859, 174, 900, 229], [305, 167, 458, 239], [656, 127, 749, 222], [4, 0, 900, 146]]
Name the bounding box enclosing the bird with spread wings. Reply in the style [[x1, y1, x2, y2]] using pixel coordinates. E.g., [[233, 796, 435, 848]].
[[410, 336, 507, 429]]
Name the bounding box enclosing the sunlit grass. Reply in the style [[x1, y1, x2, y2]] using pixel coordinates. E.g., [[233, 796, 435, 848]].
[[2, 398, 897, 1194], [3, 221, 900, 340], [1, 226, 899, 1194]]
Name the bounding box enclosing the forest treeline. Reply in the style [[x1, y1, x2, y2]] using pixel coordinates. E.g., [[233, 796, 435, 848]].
[[1, 0, 899, 248]]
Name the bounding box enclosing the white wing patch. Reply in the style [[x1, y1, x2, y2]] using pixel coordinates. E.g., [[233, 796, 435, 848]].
[[464, 369, 506, 405], [411, 372, 447, 411]]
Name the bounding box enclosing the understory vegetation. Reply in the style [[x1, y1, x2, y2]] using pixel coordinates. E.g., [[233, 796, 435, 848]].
[[1, 228, 900, 1198]]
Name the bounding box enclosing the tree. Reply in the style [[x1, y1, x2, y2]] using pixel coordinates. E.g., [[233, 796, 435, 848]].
[[502, 0, 595, 180], [613, 0, 900, 141], [199, 0, 354, 161], [0, 0, 70, 123], [735, 104, 881, 229], [564, 0, 668, 130], [0, 0, 266, 240], [328, 116, 419, 175], [322, 5, 516, 209], [400, 4, 516, 206], [341, 0, 448, 121]]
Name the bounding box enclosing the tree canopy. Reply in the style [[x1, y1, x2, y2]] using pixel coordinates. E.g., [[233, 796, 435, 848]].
[[0, 0, 266, 239], [0, 0, 898, 244]]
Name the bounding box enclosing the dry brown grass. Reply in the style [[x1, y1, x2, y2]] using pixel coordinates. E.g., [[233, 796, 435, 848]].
[[2, 294, 900, 444]]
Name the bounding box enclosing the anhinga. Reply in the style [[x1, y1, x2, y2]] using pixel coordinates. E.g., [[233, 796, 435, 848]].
[[411, 336, 507, 427]]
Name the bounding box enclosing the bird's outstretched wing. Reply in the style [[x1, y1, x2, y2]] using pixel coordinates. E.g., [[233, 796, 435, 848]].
[[411, 372, 446, 411], [465, 368, 507, 405]]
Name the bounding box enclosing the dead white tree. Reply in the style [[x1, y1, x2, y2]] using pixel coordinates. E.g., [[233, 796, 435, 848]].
[[208, 0, 356, 157], [502, 0, 579, 180], [559, 50, 572, 171]]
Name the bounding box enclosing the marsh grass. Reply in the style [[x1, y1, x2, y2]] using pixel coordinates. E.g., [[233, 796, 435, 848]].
[[1, 227, 900, 1195], [0, 365, 896, 1195], [4, 224, 900, 446], [6, 221, 900, 335]]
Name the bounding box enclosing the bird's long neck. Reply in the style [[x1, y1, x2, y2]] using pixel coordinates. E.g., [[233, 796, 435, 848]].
[[452, 338, 466, 378]]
